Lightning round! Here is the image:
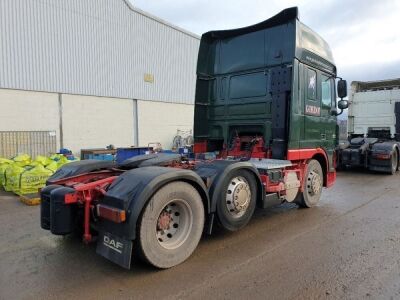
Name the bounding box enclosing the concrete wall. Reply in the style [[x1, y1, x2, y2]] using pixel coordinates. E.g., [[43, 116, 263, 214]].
[[0, 89, 60, 148], [0, 89, 195, 156], [137, 100, 194, 149], [61, 94, 135, 154]]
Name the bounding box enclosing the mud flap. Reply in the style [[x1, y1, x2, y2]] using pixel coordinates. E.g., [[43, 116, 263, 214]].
[[96, 231, 133, 269]]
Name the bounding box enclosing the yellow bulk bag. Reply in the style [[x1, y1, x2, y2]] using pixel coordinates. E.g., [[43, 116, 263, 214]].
[[18, 164, 54, 195], [29, 161, 43, 167], [0, 158, 12, 164], [49, 154, 63, 162], [46, 161, 59, 173], [56, 156, 70, 169], [4, 163, 27, 192], [0, 159, 13, 188], [12, 154, 31, 167], [34, 155, 48, 166], [44, 157, 54, 166], [0, 164, 8, 188]]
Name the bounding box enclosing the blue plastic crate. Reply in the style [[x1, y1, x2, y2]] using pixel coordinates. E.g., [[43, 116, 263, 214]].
[[178, 147, 192, 154], [116, 147, 151, 164], [87, 154, 114, 161], [178, 147, 194, 159], [160, 150, 174, 154]]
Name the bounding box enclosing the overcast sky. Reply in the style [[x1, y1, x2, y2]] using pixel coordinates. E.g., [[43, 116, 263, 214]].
[[131, 0, 400, 83]]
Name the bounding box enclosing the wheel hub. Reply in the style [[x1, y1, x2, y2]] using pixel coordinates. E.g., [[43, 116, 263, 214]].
[[226, 176, 251, 218], [156, 200, 193, 250], [157, 211, 172, 231], [308, 171, 322, 196]]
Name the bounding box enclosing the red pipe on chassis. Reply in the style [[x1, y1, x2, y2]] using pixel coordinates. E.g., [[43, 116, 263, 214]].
[[83, 193, 92, 243], [61, 176, 121, 243]]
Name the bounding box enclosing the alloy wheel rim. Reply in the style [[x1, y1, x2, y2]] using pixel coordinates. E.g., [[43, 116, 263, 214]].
[[225, 176, 251, 218]]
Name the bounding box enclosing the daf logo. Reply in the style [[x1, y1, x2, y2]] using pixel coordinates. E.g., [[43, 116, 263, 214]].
[[103, 236, 123, 253]]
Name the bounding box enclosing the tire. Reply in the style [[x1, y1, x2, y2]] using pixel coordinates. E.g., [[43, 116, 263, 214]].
[[389, 149, 398, 175], [137, 181, 204, 269], [296, 159, 323, 208], [216, 169, 257, 231]]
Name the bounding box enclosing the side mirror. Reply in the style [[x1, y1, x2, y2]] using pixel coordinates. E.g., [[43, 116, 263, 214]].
[[337, 79, 347, 99], [333, 99, 349, 116], [338, 99, 349, 110], [330, 107, 338, 116]]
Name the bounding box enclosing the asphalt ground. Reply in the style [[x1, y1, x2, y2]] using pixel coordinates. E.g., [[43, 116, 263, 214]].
[[1, 170, 400, 299]]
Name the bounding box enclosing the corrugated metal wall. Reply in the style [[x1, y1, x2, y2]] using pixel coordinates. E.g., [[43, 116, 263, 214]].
[[0, 131, 57, 158], [0, 0, 200, 104]]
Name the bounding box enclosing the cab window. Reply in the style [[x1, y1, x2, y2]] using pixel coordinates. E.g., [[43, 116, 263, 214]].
[[321, 74, 334, 114], [229, 72, 266, 99], [307, 68, 317, 100]]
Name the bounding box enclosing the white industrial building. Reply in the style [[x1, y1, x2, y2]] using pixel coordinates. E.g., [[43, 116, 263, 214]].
[[0, 0, 200, 156]]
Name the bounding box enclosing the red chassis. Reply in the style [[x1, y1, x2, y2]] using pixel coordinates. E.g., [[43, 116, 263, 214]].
[[50, 137, 335, 244]]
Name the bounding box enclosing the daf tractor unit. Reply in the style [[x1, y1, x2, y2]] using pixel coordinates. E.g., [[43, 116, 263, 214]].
[[40, 7, 348, 269], [338, 79, 400, 174]]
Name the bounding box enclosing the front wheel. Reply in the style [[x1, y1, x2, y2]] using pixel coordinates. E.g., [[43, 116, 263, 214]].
[[296, 159, 323, 208], [137, 181, 204, 269]]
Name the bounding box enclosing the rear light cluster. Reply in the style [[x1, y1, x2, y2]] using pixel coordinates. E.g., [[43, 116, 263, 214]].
[[97, 204, 126, 223], [373, 153, 391, 160]]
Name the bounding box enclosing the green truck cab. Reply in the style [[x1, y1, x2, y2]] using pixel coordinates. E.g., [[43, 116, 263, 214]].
[[194, 7, 348, 186]]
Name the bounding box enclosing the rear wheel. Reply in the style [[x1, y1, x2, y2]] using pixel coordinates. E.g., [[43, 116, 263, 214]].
[[296, 159, 323, 208], [216, 169, 257, 231], [138, 181, 204, 269], [389, 149, 398, 175]]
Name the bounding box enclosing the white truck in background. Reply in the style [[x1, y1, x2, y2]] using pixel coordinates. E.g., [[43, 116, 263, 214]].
[[348, 79, 400, 138], [338, 78, 400, 174]]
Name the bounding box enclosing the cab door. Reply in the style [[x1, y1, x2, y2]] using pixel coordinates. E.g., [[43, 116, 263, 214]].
[[319, 73, 337, 170], [299, 64, 336, 166], [301, 66, 321, 148]]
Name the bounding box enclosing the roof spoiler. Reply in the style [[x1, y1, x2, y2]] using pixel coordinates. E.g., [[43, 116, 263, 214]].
[[202, 7, 298, 40]]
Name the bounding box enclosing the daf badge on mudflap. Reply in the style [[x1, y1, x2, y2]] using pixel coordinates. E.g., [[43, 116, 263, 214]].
[[96, 232, 133, 269]]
